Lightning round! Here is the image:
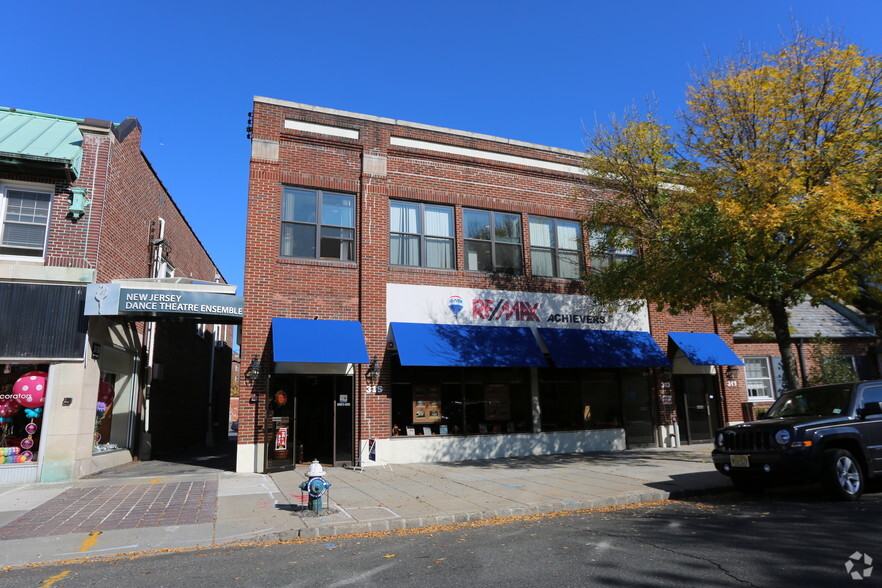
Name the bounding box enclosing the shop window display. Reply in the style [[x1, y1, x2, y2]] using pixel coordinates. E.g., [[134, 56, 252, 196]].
[[94, 374, 119, 452], [538, 369, 623, 432], [0, 364, 49, 465], [391, 365, 532, 436]]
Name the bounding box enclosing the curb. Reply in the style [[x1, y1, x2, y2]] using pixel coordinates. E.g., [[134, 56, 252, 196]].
[[246, 482, 733, 543]]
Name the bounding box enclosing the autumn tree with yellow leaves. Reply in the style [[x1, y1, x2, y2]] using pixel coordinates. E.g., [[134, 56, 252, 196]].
[[582, 31, 882, 391]]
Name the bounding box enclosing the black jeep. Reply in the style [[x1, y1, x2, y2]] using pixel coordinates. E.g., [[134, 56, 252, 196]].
[[712, 381, 882, 500]]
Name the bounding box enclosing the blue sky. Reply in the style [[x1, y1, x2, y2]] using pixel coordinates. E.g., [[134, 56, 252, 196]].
[[7, 1, 882, 293]]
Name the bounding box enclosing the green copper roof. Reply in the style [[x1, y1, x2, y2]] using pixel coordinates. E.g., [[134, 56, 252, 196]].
[[0, 108, 84, 180]]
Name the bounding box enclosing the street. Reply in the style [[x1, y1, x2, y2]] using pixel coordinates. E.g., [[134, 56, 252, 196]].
[[5, 484, 880, 587]]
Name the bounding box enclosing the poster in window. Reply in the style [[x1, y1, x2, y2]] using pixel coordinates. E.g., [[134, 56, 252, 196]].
[[484, 384, 511, 421], [413, 385, 442, 423]]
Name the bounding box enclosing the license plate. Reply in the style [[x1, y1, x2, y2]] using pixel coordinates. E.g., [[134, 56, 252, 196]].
[[730, 455, 750, 468]]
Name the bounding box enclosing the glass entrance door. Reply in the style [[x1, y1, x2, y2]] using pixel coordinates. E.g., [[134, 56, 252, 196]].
[[675, 375, 717, 444]]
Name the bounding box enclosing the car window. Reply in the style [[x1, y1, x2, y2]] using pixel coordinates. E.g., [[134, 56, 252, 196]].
[[766, 386, 852, 418], [861, 386, 882, 406]]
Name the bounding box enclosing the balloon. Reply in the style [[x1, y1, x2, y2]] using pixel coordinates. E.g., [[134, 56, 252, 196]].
[[13, 372, 47, 409], [98, 381, 115, 406], [0, 398, 20, 418]]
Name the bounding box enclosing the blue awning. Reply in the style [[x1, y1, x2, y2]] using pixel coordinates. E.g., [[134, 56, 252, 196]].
[[272, 318, 369, 364], [539, 329, 670, 368], [390, 322, 547, 367], [668, 332, 744, 366]]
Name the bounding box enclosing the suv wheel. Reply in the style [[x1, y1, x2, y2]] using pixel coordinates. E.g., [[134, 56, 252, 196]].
[[823, 449, 863, 501]]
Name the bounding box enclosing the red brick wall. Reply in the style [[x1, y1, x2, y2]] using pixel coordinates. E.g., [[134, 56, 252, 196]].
[[242, 100, 880, 456]]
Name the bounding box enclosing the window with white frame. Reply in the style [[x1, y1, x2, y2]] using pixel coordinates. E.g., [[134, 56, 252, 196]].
[[745, 356, 776, 400], [0, 184, 52, 258], [529, 216, 583, 279], [389, 201, 454, 269], [588, 228, 637, 272], [281, 187, 355, 261], [463, 208, 522, 274]]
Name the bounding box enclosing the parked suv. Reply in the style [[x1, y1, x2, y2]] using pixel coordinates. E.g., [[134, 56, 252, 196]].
[[712, 381, 882, 500]]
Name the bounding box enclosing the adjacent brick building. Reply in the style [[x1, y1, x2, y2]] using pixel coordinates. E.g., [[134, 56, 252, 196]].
[[239, 97, 879, 472], [0, 107, 239, 483]]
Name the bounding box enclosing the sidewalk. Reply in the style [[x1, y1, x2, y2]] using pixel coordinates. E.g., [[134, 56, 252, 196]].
[[0, 442, 730, 568]]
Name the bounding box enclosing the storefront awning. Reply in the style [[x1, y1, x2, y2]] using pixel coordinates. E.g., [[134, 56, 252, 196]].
[[668, 332, 744, 366], [539, 329, 670, 368], [272, 318, 369, 364], [390, 322, 547, 367]]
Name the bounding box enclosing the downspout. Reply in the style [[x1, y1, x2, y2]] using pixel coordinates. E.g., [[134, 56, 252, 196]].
[[144, 217, 165, 437], [206, 326, 216, 447]]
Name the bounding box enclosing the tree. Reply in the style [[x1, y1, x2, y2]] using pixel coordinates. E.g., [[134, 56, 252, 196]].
[[581, 31, 882, 391]]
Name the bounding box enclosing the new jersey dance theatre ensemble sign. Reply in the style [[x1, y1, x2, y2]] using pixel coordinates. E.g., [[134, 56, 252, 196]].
[[85, 283, 244, 322]]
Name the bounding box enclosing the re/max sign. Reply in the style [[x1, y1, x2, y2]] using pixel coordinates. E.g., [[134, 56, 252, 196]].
[[471, 299, 605, 324]]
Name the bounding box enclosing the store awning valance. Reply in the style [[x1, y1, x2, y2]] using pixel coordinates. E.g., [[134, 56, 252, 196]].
[[390, 322, 547, 367], [668, 332, 744, 366], [539, 329, 670, 368], [272, 318, 369, 364]]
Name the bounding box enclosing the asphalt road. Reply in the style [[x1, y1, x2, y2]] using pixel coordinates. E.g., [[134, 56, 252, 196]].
[[6, 484, 881, 587]]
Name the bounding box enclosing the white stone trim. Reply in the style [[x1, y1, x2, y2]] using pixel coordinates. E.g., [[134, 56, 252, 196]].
[[236, 442, 266, 473], [359, 429, 626, 466], [284, 119, 359, 140], [390, 136, 584, 176]]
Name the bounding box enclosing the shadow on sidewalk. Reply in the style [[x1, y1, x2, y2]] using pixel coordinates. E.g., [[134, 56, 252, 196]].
[[86, 435, 239, 479]]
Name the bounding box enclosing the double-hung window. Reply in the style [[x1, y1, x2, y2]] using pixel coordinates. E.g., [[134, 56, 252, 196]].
[[745, 356, 776, 401], [0, 185, 51, 258], [529, 216, 583, 279], [463, 209, 523, 274], [389, 201, 455, 269], [281, 187, 355, 261], [588, 228, 637, 272]]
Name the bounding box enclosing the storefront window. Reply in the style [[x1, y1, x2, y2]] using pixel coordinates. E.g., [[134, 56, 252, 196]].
[[0, 363, 49, 465], [539, 369, 622, 432], [94, 373, 121, 452], [391, 365, 531, 436]]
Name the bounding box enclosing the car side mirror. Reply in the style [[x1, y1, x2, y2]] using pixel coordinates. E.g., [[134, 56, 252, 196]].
[[858, 401, 882, 418]]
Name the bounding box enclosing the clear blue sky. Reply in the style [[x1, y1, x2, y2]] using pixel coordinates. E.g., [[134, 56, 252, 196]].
[[7, 1, 882, 293]]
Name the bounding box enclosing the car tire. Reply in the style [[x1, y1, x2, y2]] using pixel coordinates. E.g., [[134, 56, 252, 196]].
[[823, 448, 863, 501], [731, 476, 765, 495]]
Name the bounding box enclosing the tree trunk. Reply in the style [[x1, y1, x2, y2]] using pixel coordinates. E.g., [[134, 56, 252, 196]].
[[768, 300, 800, 392]]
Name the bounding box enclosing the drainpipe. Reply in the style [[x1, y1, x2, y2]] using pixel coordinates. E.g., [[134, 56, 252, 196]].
[[143, 218, 165, 448], [206, 326, 216, 447]]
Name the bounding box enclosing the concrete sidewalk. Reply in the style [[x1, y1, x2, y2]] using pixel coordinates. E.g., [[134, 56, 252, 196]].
[[0, 443, 729, 568]]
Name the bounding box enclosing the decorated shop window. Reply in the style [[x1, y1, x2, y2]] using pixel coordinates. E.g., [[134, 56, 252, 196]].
[[94, 375, 118, 452], [0, 365, 49, 464], [412, 386, 442, 424]]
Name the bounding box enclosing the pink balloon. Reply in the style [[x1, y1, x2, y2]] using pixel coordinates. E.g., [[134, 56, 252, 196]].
[[0, 398, 19, 418], [98, 381, 115, 405], [13, 371, 47, 409]]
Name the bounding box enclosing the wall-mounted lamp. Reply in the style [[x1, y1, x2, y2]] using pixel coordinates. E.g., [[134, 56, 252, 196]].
[[68, 187, 90, 220], [365, 356, 380, 384], [660, 368, 673, 383], [726, 365, 738, 379], [244, 355, 261, 383]]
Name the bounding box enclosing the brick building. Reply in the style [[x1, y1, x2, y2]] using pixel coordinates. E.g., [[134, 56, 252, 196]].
[[0, 107, 240, 483], [239, 97, 878, 472]]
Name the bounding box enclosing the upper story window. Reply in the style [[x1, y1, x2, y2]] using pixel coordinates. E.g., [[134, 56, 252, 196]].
[[529, 216, 583, 279], [463, 209, 522, 274], [390, 201, 455, 269], [281, 187, 355, 261], [745, 356, 776, 401], [588, 228, 637, 272], [0, 184, 51, 258]]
